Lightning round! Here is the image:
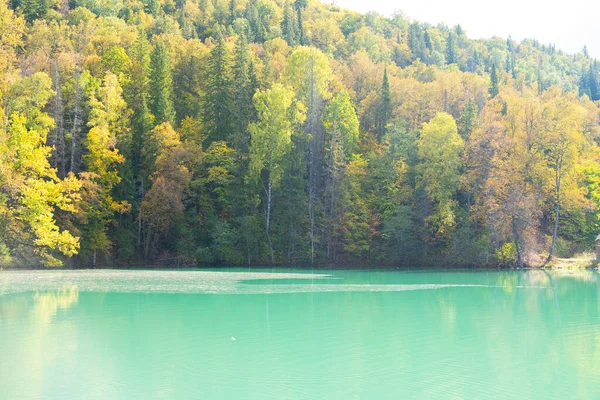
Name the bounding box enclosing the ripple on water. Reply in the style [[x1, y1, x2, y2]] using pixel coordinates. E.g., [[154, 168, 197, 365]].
[[0, 270, 540, 295]]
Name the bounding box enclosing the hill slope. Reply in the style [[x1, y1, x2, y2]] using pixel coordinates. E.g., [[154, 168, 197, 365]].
[[1, 0, 599, 267]]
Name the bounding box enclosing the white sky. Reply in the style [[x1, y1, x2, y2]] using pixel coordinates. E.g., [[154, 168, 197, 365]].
[[330, 0, 600, 58]]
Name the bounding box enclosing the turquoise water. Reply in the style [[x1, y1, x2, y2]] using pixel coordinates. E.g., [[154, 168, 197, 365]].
[[0, 269, 599, 399]]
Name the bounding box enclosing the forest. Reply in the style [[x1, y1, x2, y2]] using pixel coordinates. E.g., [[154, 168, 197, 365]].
[[1, 0, 600, 268]]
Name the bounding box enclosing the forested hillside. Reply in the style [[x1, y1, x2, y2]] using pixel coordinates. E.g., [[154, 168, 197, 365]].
[[1, 0, 600, 267]]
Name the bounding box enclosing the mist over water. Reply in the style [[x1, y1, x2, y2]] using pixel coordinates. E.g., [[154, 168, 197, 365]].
[[1, 269, 599, 399]]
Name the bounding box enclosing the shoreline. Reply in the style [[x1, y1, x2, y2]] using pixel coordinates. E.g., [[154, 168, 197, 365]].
[[2, 261, 598, 272]]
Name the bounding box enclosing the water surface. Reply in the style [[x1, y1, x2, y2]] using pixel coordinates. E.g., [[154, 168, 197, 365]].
[[1, 269, 599, 399]]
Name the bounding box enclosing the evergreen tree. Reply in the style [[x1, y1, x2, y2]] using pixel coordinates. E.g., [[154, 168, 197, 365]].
[[22, 0, 50, 22], [511, 53, 517, 79], [378, 67, 392, 139], [408, 23, 425, 61], [231, 33, 256, 152], [458, 99, 477, 136], [489, 63, 499, 98], [423, 31, 432, 52], [246, 0, 266, 42], [144, 0, 160, 17], [128, 26, 154, 175], [281, 1, 297, 46], [229, 0, 236, 24], [537, 63, 544, 94], [294, 0, 307, 45], [446, 32, 458, 65], [203, 31, 233, 142], [149, 42, 175, 125], [587, 62, 600, 101]]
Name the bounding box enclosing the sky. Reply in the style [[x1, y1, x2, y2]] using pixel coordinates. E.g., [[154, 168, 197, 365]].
[[330, 0, 600, 58]]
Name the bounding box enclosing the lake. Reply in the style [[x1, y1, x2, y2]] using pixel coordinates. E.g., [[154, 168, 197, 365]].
[[1, 269, 599, 399]]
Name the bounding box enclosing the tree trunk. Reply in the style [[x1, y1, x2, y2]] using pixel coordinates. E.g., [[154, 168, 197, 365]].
[[547, 174, 561, 263], [70, 68, 82, 173], [138, 176, 144, 248], [265, 180, 274, 263], [52, 62, 66, 177], [511, 217, 523, 268]]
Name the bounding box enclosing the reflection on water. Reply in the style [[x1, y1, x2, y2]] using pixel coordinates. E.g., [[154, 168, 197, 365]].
[[0, 269, 599, 399], [524, 269, 597, 284], [33, 286, 79, 324], [0, 286, 79, 324]]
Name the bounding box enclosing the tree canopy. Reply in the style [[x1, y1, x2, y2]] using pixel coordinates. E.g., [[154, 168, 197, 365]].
[[1, 0, 600, 267]]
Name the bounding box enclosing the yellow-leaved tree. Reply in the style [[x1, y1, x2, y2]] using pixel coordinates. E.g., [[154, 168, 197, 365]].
[[418, 112, 464, 243], [0, 73, 80, 266]]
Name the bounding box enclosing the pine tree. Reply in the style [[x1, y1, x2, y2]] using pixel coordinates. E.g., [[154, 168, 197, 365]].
[[537, 63, 544, 95], [587, 62, 600, 101], [281, 1, 297, 46], [229, 0, 236, 24], [378, 67, 392, 140], [294, 0, 307, 45], [408, 23, 425, 60], [424, 31, 432, 52], [149, 42, 175, 125], [144, 0, 160, 17], [446, 32, 458, 65], [511, 53, 516, 79], [231, 33, 256, 152], [203, 31, 233, 142], [458, 99, 477, 136], [246, 0, 266, 42], [489, 63, 499, 98], [128, 26, 154, 175], [22, 0, 49, 22]]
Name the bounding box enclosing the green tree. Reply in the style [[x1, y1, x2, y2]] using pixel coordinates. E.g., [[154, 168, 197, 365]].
[[281, 1, 297, 46], [150, 42, 175, 125], [203, 31, 233, 142], [81, 73, 131, 266], [247, 83, 305, 262], [489, 63, 499, 98], [294, 0, 307, 45], [285, 46, 333, 262], [418, 112, 464, 241], [446, 31, 458, 65], [230, 33, 257, 152], [22, 0, 50, 22], [322, 90, 359, 260], [378, 67, 392, 140]]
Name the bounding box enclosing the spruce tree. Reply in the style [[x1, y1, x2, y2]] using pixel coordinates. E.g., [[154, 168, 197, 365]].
[[294, 0, 307, 45], [424, 31, 433, 52], [231, 33, 256, 151], [229, 0, 236, 24], [281, 1, 297, 46], [587, 62, 600, 101], [408, 23, 425, 61], [246, 0, 266, 42], [489, 63, 499, 98], [128, 26, 154, 177], [378, 67, 392, 140], [203, 31, 233, 142], [22, 0, 49, 22], [149, 42, 175, 125], [446, 32, 458, 65], [537, 63, 544, 95]]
